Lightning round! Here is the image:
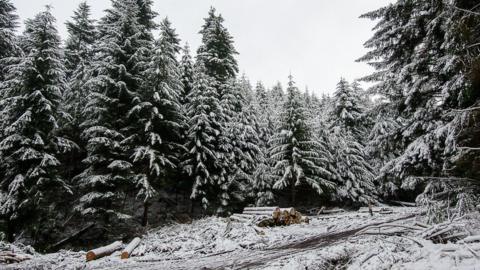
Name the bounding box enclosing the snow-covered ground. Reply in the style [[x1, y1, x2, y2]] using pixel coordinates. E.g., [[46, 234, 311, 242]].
[[3, 207, 480, 269]]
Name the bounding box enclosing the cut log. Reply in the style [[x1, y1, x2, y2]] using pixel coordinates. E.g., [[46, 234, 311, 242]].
[[121, 237, 141, 259], [390, 200, 416, 207], [0, 252, 32, 264], [463, 235, 480, 243], [86, 241, 123, 262], [243, 207, 278, 212]]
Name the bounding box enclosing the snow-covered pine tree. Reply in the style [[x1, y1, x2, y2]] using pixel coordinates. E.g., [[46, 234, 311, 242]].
[[128, 18, 185, 226], [135, 0, 157, 40], [330, 127, 376, 204], [358, 1, 447, 186], [0, 7, 75, 243], [268, 82, 285, 130], [77, 0, 151, 222], [60, 2, 97, 182], [0, 0, 20, 167], [64, 1, 96, 80], [331, 78, 367, 142], [252, 81, 275, 206], [225, 78, 262, 208], [183, 63, 224, 212], [328, 78, 376, 204], [358, 0, 473, 205], [197, 7, 238, 89], [179, 43, 194, 106], [270, 75, 335, 206], [0, 0, 19, 82]]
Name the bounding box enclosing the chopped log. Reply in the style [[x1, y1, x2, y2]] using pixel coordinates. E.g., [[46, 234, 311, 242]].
[[230, 214, 252, 223], [243, 207, 278, 212], [390, 200, 416, 207], [463, 235, 480, 243], [86, 241, 123, 262], [50, 223, 95, 251], [121, 237, 141, 259], [0, 252, 32, 264]]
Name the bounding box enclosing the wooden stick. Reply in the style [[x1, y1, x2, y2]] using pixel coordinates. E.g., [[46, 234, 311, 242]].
[[86, 241, 123, 262], [50, 223, 95, 251], [121, 237, 141, 259]]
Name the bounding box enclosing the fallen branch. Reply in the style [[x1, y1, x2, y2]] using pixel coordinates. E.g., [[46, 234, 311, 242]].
[[86, 241, 123, 262], [50, 223, 95, 251]]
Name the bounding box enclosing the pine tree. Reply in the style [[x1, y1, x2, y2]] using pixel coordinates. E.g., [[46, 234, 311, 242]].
[[197, 7, 238, 88], [64, 1, 96, 79], [0, 7, 74, 243], [226, 79, 262, 207], [270, 75, 335, 206], [128, 18, 185, 226], [0, 0, 19, 82], [60, 2, 97, 182], [252, 81, 275, 206], [77, 0, 151, 222], [179, 43, 194, 106], [331, 78, 366, 141], [183, 63, 224, 211], [268, 82, 285, 130]]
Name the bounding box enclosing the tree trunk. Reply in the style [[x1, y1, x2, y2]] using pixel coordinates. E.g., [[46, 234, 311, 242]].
[[6, 220, 14, 243], [142, 202, 149, 227], [290, 183, 296, 206]]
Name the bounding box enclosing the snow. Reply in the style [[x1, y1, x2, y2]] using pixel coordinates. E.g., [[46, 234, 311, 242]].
[[4, 207, 479, 269]]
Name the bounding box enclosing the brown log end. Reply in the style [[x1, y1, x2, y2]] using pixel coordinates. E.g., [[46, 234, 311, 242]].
[[86, 251, 96, 262], [121, 251, 129, 259]]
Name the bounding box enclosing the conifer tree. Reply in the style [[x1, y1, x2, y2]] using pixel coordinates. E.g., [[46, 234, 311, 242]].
[[183, 63, 224, 211], [61, 2, 97, 182], [252, 82, 275, 205], [128, 18, 185, 226], [179, 43, 194, 106], [197, 7, 238, 89], [270, 75, 335, 205], [64, 1, 96, 79], [0, 7, 74, 243], [77, 0, 151, 221], [331, 78, 366, 141], [0, 0, 19, 82]]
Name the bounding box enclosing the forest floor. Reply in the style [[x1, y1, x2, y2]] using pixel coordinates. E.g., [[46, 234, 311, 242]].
[[3, 206, 480, 270]]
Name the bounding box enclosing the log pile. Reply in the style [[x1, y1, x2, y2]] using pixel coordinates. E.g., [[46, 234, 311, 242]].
[[0, 251, 32, 264], [230, 207, 309, 227]]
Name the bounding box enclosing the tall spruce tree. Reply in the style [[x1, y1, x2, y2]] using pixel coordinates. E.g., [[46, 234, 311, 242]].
[[61, 2, 97, 182], [270, 75, 335, 205], [197, 7, 238, 88], [129, 18, 185, 226], [0, 7, 74, 244], [0, 0, 19, 82], [252, 81, 275, 206], [77, 0, 151, 222], [359, 0, 479, 209], [183, 63, 225, 212], [331, 78, 366, 141]]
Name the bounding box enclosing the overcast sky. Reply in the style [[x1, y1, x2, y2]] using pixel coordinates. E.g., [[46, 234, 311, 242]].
[[12, 0, 391, 95]]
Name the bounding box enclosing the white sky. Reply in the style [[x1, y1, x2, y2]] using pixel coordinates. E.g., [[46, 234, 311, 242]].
[[12, 0, 391, 95]]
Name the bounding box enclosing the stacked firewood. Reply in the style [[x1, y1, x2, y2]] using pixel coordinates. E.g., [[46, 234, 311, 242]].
[[0, 251, 32, 264], [230, 207, 309, 227]]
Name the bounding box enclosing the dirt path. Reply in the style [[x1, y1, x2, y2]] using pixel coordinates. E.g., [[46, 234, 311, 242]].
[[106, 213, 418, 270]]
